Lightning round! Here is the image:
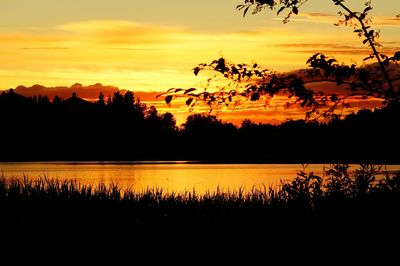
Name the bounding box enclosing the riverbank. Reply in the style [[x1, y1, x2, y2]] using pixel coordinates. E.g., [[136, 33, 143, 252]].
[[1, 165, 400, 265], [1, 162, 399, 195]]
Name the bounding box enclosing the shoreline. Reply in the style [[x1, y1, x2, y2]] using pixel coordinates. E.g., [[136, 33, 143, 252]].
[[1, 159, 400, 164]]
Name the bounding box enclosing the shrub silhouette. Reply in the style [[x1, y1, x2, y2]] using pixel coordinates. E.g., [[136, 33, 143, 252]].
[[281, 166, 323, 208]]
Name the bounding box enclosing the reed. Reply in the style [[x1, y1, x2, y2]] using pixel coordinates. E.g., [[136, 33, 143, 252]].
[[1, 164, 399, 265], [1, 164, 399, 208]]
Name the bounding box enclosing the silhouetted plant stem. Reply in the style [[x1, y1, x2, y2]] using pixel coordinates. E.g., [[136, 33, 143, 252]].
[[335, 1, 395, 95]]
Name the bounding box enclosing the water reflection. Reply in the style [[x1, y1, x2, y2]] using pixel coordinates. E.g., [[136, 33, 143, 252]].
[[1, 162, 399, 195]]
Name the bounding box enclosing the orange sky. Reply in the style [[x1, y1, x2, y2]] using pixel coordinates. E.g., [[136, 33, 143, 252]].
[[0, 0, 399, 124]]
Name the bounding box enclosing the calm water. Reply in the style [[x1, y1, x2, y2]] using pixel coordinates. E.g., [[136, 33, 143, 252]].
[[1, 162, 399, 194]]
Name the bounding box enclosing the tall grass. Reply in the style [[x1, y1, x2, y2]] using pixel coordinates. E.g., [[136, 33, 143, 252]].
[[1, 164, 399, 208], [1, 164, 400, 265]]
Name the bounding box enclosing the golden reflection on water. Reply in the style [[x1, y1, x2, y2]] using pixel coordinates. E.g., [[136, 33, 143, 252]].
[[1, 162, 399, 195]]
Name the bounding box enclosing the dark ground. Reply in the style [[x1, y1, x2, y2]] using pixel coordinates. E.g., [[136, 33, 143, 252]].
[[1, 193, 400, 266]]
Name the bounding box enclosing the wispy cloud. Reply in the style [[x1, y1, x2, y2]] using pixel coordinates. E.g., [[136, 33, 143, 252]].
[[57, 20, 187, 45], [274, 42, 400, 56], [20, 47, 70, 50], [0, 18, 395, 97], [279, 13, 400, 28], [373, 17, 400, 27], [0, 33, 67, 44]]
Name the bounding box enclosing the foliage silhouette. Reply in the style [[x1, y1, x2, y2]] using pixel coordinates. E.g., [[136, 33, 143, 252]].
[[163, 1, 399, 120], [0, 89, 399, 162], [0, 89, 175, 160]]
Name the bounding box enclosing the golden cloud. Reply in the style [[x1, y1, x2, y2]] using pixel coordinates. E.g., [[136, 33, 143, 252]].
[[274, 42, 400, 57], [286, 13, 400, 28], [13, 83, 120, 100], [57, 20, 187, 45], [0, 33, 69, 48]]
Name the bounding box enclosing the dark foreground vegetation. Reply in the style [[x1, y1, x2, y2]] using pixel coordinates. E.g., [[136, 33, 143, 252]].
[[1, 89, 400, 163], [1, 164, 399, 265]]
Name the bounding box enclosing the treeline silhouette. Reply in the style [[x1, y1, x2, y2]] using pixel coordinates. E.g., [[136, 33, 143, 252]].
[[0, 89, 399, 162]]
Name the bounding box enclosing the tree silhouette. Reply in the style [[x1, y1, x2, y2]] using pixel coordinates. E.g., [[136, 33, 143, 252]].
[[162, 1, 400, 120], [0, 88, 399, 162]]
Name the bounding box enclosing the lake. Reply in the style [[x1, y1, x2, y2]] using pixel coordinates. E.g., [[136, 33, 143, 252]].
[[1, 162, 399, 194]]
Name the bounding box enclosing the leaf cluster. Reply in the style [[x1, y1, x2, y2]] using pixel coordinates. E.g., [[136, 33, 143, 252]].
[[237, 0, 308, 23], [164, 1, 400, 121], [163, 52, 400, 120]]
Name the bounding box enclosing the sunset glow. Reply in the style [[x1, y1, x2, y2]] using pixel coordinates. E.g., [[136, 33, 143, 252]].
[[1, 0, 399, 124]]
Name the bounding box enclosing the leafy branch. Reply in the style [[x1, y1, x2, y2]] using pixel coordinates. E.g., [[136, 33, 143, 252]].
[[160, 53, 399, 120], [162, 0, 399, 120], [237, 0, 398, 95]]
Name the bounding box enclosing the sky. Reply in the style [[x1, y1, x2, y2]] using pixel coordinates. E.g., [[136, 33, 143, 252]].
[[0, 0, 399, 124]]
